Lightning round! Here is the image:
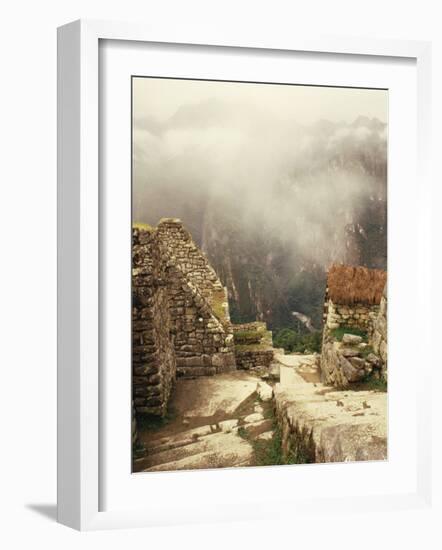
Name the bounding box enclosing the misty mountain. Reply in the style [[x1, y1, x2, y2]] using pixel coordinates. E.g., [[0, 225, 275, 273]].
[[133, 98, 387, 331]]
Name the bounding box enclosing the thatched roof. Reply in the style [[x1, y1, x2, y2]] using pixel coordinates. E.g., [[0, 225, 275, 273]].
[[327, 264, 387, 305]]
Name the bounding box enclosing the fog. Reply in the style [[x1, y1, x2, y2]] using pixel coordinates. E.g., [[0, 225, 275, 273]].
[[133, 78, 387, 266]]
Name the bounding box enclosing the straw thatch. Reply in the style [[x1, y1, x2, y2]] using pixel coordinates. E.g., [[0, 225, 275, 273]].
[[326, 264, 387, 306]]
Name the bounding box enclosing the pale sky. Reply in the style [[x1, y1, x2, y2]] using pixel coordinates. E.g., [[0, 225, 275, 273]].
[[132, 76, 387, 267], [133, 77, 388, 126]]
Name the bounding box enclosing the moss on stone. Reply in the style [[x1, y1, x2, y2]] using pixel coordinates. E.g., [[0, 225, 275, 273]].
[[234, 342, 273, 353], [233, 330, 262, 345], [211, 289, 228, 322], [133, 222, 154, 231]]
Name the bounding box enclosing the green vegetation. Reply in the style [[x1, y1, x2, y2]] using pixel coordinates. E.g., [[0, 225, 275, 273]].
[[229, 302, 256, 324], [252, 425, 286, 466], [234, 342, 272, 353], [351, 369, 387, 393], [237, 426, 248, 440], [211, 289, 228, 322], [136, 407, 177, 431], [132, 440, 146, 459], [286, 268, 326, 329], [359, 344, 374, 358], [273, 328, 322, 353], [238, 407, 311, 466], [361, 373, 387, 392], [331, 326, 368, 343]]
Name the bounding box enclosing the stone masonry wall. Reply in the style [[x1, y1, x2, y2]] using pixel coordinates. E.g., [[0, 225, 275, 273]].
[[320, 338, 378, 387], [232, 321, 268, 333], [132, 220, 236, 416], [324, 299, 379, 335], [370, 285, 387, 381], [167, 260, 235, 377], [156, 219, 235, 377], [321, 290, 387, 387], [156, 219, 228, 306], [233, 321, 274, 370], [132, 228, 176, 416], [235, 349, 274, 370]]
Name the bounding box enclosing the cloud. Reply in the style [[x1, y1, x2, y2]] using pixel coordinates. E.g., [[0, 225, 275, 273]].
[[133, 97, 387, 266]]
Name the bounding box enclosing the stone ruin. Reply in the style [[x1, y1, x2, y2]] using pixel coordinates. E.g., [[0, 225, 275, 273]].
[[132, 241, 389, 468], [133, 220, 388, 425], [132, 218, 269, 418], [321, 264, 388, 386], [232, 322, 275, 370]]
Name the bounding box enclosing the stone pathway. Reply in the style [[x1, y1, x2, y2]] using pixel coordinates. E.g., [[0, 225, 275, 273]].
[[133, 371, 274, 472], [272, 353, 388, 463], [274, 353, 321, 384], [134, 352, 387, 472]]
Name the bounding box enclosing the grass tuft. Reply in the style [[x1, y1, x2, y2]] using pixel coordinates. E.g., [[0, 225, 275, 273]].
[[237, 407, 311, 466], [361, 374, 387, 392], [211, 289, 228, 323], [233, 330, 262, 345]]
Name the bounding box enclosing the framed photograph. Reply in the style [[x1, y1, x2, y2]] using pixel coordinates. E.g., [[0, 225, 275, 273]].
[[57, 20, 432, 530]]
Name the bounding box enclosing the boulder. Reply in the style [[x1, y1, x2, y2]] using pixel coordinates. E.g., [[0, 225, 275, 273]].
[[366, 353, 381, 366], [340, 348, 361, 358], [274, 382, 387, 463], [349, 356, 366, 369], [257, 381, 273, 401], [342, 334, 364, 345], [340, 356, 365, 382]]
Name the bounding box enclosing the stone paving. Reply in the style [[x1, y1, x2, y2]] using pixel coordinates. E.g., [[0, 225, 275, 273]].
[[134, 353, 387, 472], [133, 371, 274, 472]]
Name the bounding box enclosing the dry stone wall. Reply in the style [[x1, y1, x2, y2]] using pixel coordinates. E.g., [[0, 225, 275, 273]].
[[324, 299, 379, 335], [370, 285, 387, 380], [320, 337, 381, 386], [233, 321, 268, 333], [156, 219, 228, 307], [233, 321, 274, 370], [321, 286, 387, 387], [235, 348, 274, 370], [132, 228, 177, 416], [156, 219, 235, 377], [132, 219, 235, 417]]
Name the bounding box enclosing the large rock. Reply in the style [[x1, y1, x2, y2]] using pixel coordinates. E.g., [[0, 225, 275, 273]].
[[274, 380, 387, 463], [340, 348, 361, 358], [173, 371, 260, 417], [257, 381, 273, 401], [340, 356, 365, 382], [342, 334, 363, 345]]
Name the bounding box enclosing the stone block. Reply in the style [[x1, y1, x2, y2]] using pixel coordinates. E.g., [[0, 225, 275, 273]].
[[185, 356, 203, 368], [342, 334, 363, 345]]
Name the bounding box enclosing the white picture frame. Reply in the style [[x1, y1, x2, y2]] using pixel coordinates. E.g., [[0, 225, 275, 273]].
[[57, 19, 432, 531]]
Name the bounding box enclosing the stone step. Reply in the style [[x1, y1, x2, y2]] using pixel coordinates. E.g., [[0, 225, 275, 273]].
[[256, 431, 273, 441], [146, 416, 244, 454], [144, 434, 254, 472], [143, 436, 254, 472], [240, 418, 273, 438], [146, 423, 217, 452]]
